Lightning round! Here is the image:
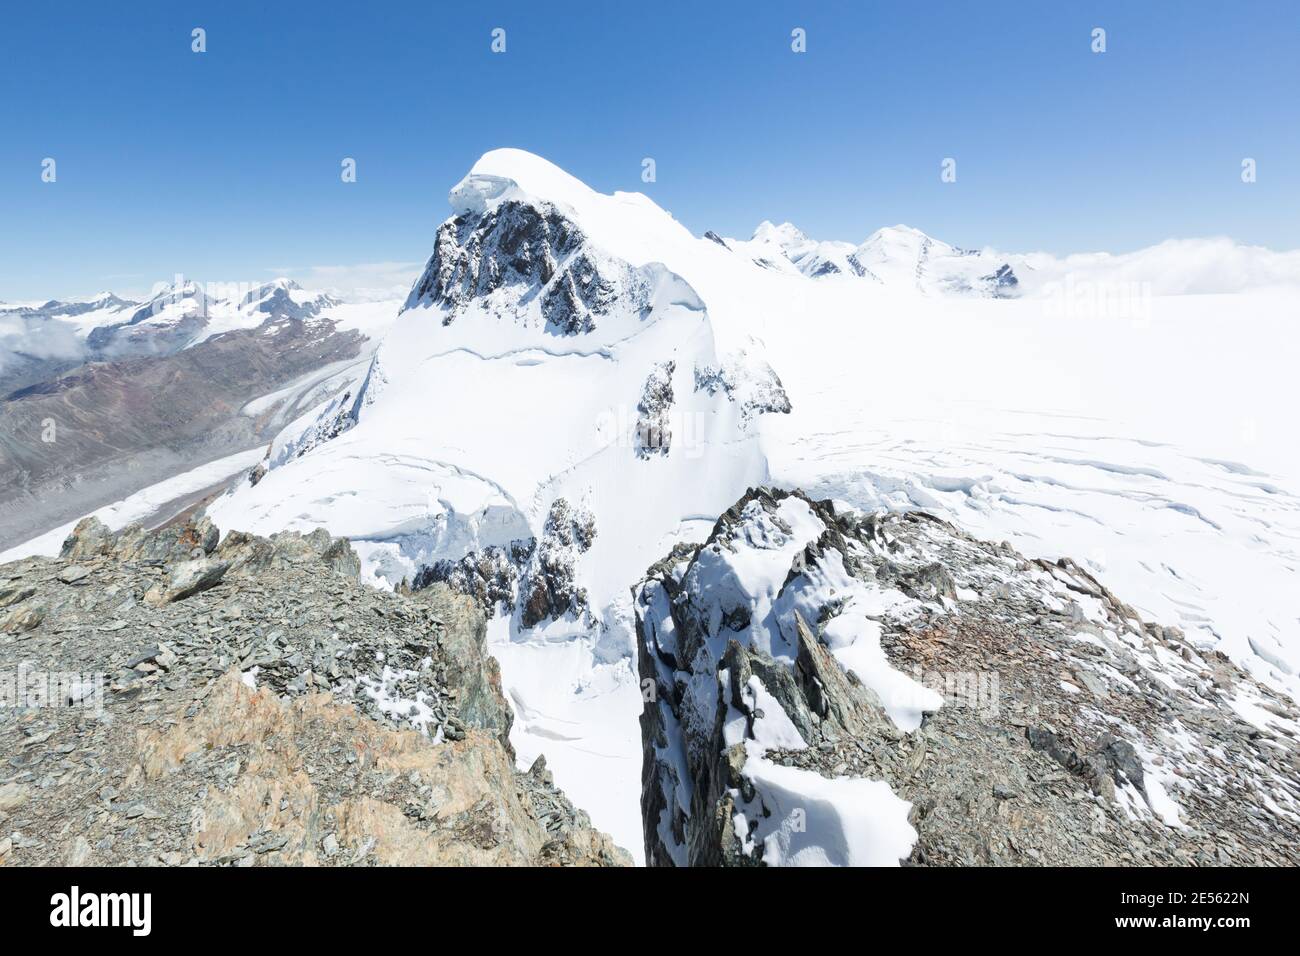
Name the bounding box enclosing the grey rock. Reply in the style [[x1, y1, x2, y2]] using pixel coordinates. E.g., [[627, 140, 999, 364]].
[[60, 517, 115, 560], [57, 565, 91, 584], [145, 558, 230, 606]]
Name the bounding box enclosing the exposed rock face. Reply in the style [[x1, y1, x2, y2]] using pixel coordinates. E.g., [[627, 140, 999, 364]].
[[413, 544, 521, 616], [142, 557, 230, 606], [412, 498, 598, 633], [408, 582, 514, 745], [636, 361, 675, 457], [693, 352, 792, 423], [981, 263, 1019, 294], [634, 487, 1300, 866], [405, 201, 634, 335], [0, 513, 629, 867], [520, 498, 597, 628]]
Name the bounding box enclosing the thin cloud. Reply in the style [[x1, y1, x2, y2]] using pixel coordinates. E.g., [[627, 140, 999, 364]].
[[266, 261, 424, 302]]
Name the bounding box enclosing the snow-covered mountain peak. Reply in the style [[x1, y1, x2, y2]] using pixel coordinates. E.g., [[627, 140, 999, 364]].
[[149, 278, 202, 297], [718, 218, 1020, 294], [406, 149, 731, 349], [238, 278, 338, 319], [857, 223, 961, 265], [452, 148, 600, 219], [751, 220, 809, 246], [857, 222, 946, 256], [865, 222, 928, 240], [256, 277, 302, 294], [851, 223, 1020, 295], [739, 221, 864, 278], [129, 280, 214, 323], [2, 292, 138, 322], [442, 149, 722, 285]]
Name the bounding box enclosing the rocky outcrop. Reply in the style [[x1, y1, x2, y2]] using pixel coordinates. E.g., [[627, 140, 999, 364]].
[[519, 499, 596, 628], [980, 263, 1019, 295], [413, 543, 522, 616], [635, 487, 1300, 866], [408, 582, 514, 746], [0, 513, 629, 867], [413, 498, 598, 632], [693, 352, 792, 423], [636, 361, 675, 457], [405, 200, 635, 335]]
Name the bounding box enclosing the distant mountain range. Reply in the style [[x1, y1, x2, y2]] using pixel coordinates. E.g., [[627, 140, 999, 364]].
[[0, 280, 399, 551], [717, 221, 1020, 296], [0, 279, 352, 395]]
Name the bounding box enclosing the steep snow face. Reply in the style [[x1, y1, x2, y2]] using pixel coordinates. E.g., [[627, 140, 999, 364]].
[[213, 150, 788, 589], [206, 148, 1300, 861]]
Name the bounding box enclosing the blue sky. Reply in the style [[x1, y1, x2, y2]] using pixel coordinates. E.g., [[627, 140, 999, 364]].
[[1, 0, 1297, 299]]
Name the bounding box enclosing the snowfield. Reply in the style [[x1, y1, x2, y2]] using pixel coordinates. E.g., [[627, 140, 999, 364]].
[[25, 148, 1295, 863]]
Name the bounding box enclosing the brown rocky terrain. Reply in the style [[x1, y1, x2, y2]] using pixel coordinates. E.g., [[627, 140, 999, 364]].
[[0, 513, 630, 867]]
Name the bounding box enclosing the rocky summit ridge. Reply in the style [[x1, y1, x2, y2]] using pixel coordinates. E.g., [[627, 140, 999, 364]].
[[635, 487, 1300, 866], [0, 513, 630, 867]]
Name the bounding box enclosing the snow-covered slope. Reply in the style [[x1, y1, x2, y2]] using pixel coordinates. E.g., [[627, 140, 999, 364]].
[[182, 149, 1299, 860]]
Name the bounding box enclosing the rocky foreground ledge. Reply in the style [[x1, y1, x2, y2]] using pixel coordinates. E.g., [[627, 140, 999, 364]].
[[0, 514, 630, 867], [636, 487, 1300, 866]]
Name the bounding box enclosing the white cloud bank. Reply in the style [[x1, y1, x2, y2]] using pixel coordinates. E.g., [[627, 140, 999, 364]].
[[1014, 237, 1300, 296], [271, 261, 424, 303]]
